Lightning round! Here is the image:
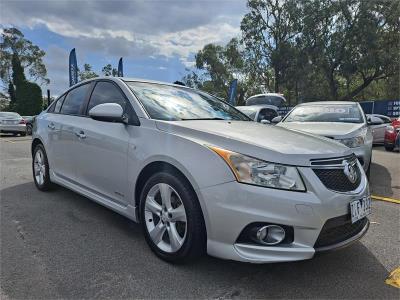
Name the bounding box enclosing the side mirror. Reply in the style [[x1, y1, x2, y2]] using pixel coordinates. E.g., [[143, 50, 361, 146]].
[[367, 116, 384, 126], [89, 103, 126, 123], [271, 116, 282, 124], [260, 119, 270, 125]]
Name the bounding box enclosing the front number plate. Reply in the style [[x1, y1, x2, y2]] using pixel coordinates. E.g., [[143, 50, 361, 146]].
[[350, 196, 371, 223]]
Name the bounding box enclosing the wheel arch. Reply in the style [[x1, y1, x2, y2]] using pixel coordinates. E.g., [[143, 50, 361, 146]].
[[31, 137, 44, 157], [134, 161, 209, 236]]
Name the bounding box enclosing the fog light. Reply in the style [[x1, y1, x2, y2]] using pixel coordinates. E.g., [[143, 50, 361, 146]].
[[256, 225, 286, 245]]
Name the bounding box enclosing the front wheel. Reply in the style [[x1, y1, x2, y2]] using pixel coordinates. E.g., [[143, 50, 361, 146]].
[[32, 144, 53, 191], [140, 171, 206, 263]]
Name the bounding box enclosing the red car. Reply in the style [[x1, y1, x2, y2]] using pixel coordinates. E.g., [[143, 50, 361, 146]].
[[384, 117, 400, 151]]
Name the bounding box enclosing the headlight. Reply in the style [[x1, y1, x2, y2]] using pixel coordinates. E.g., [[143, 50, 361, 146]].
[[337, 135, 365, 148], [337, 128, 367, 148], [208, 146, 306, 191]]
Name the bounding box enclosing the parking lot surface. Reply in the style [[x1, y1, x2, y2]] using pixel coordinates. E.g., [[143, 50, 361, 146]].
[[1, 136, 399, 299]]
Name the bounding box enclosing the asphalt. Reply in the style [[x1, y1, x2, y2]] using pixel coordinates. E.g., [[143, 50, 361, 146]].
[[1, 136, 399, 299]]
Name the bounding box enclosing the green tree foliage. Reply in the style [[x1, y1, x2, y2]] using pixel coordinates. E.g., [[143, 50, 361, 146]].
[[9, 53, 43, 114], [78, 63, 99, 80], [102, 64, 118, 76], [185, 0, 399, 103], [14, 81, 43, 115], [0, 27, 49, 85]]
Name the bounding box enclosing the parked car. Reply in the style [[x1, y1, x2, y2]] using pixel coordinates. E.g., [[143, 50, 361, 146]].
[[274, 102, 375, 176], [236, 105, 279, 124], [246, 93, 286, 107], [384, 118, 400, 151], [366, 114, 392, 144], [0, 112, 27, 136], [32, 78, 370, 263], [22, 115, 36, 135]]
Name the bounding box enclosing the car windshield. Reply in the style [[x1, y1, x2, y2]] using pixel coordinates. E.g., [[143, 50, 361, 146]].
[[284, 104, 364, 123], [126, 82, 250, 121], [0, 112, 20, 118]]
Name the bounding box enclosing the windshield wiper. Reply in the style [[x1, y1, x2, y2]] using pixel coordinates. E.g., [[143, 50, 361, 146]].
[[180, 117, 225, 121]]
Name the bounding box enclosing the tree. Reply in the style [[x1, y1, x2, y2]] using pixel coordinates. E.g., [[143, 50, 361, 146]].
[[79, 63, 98, 80], [241, 0, 302, 92], [0, 27, 49, 85], [9, 53, 43, 114], [300, 0, 399, 100], [102, 64, 118, 76]]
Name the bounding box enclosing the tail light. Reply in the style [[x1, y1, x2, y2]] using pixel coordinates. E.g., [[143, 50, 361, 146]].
[[19, 119, 26, 124]]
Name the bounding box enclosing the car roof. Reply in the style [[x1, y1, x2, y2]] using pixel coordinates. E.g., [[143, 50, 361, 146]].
[[298, 101, 358, 106], [246, 93, 286, 100], [236, 104, 278, 110]]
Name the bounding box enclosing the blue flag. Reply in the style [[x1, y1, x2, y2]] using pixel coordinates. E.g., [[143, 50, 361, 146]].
[[118, 57, 124, 77], [227, 79, 238, 105], [69, 48, 78, 87]]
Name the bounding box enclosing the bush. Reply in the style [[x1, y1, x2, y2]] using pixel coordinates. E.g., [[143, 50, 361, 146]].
[[14, 81, 43, 115]]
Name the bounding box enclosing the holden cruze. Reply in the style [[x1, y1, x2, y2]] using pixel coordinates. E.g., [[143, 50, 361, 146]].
[[32, 78, 371, 263]]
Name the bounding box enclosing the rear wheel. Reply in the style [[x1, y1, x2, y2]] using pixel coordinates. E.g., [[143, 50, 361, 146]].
[[140, 171, 206, 263], [26, 124, 32, 135], [32, 144, 53, 191]]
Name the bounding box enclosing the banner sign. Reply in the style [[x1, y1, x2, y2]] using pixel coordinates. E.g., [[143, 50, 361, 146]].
[[69, 48, 78, 87], [277, 106, 293, 117], [118, 57, 124, 77], [227, 79, 238, 105], [359, 100, 400, 117]]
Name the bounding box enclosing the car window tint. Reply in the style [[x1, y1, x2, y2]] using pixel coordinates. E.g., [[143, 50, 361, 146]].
[[60, 84, 89, 115], [87, 81, 127, 113]]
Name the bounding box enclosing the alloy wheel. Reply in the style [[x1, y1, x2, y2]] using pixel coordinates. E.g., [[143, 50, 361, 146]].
[[144, 183, 187, 253], [34, 149, 46, 186]]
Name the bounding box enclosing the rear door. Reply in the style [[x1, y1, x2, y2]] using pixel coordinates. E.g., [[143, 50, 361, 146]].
[[51, 83, 92, 182], [73, 80, 133, 205]]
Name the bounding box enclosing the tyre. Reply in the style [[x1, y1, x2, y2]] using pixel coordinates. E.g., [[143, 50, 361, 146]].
[[366, 162, 371, 179], [21, 132, 26, 137], [32, 144, 53, 191], [384, 144, 394, 151], [26, 124, 32, 135], [140, 171, 206, 263]]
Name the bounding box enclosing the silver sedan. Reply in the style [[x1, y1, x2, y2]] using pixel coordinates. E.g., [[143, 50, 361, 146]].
[[32, 78, 370, 263], [0, 112, 27, 136]]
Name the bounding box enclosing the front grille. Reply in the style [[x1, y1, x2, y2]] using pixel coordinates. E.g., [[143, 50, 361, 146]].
[[314, 215, 367, 248], [312, 156, 361, 192]]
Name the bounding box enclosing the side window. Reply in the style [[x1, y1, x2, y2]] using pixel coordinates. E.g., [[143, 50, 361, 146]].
[[53, 95, 66, 113], [60, 84, 90, 115], [87, 81, 127, 113]]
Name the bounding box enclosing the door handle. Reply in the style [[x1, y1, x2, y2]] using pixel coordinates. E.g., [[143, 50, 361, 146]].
[[75, 130, 86, 139], [48, 123, 55, 130]]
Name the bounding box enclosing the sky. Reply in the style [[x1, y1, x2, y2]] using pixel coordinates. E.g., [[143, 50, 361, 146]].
[[1, 0, 248, 96]]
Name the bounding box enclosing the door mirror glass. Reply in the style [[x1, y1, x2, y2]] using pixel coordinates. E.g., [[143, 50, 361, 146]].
[[271, 116, 282, 124], [89, 103, 125, 123]]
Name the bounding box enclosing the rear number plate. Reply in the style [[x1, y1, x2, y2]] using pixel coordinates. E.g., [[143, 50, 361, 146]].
[[350, 196, 371, 223]]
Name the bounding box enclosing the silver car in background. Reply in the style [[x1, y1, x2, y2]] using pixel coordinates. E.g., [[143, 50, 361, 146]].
[[275, 102, 374, 175], [366, 114, 392, 144], [0, 112, 27, 136], [32, 78, 370, 263]]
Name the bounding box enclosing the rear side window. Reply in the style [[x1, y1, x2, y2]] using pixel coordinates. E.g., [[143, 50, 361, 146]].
[[60, 84, 90, 115], [87, 81, 127, 113], [53, 95, 66, 113]]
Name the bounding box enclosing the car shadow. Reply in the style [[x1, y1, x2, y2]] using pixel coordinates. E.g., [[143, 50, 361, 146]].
[[1, 182, 397, 299], [370, 162, 393, 197]]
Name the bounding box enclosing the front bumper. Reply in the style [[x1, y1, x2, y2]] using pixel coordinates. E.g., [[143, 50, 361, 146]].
[[198, 165, 369, 263], [0, 124, 26, 133], [349, 144, 372, 171]]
